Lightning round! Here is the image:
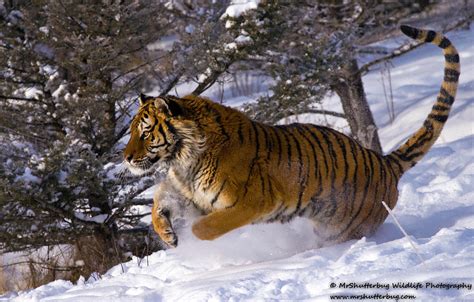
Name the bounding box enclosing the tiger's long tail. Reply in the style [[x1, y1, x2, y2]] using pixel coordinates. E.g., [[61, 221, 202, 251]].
[[387, 25, 460, 175]]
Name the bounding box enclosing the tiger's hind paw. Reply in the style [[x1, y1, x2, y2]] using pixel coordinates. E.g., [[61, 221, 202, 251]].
[[191, 219, 222, 241]]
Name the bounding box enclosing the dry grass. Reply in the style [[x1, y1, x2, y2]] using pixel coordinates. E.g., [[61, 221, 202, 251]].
[[71, 234, 121, 280], [0, 236, 124, 293], [0, 230, 155, 294], [0, 264, 7, 294], [0, 247, 76, 293]]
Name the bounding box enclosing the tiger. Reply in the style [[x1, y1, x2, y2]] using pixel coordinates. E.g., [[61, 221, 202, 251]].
[[123, 25, 459, 248]]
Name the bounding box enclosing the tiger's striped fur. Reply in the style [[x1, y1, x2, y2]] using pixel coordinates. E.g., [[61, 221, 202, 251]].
[[123, 26, 459, 247]]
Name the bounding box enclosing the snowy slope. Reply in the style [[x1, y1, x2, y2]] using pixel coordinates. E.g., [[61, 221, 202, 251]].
[[3, 27, 473, 301]]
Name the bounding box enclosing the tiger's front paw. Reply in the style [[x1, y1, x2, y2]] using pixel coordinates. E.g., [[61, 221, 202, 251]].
[[159, 228, 178, 248], [152, 207, 178, 248]]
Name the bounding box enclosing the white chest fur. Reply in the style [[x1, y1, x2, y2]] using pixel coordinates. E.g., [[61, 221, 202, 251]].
[[192, 188, 216, 212], [168, 168, 217, 212]]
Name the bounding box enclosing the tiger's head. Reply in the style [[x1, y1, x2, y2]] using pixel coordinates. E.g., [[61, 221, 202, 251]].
[[123, 94, 192, 175]]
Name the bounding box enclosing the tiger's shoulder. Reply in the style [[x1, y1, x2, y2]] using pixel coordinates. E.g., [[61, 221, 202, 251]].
[[174, 95, 254, 145], [179, 94, 249, 121]]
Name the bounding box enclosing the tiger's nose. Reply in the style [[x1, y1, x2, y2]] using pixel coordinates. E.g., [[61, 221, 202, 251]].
[[125, 154, 134, 163]]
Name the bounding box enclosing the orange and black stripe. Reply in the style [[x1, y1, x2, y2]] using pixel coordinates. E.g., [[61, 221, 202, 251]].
[[388, 25, 460, 174]]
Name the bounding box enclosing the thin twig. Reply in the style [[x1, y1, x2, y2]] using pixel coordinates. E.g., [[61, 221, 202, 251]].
[[0, 260, 79, 271], [303, 109, 346, 119], [381, 201, 425, 264], [358, 16, 474, 76], [0, 95, 38, 102], [111, 231, 125, 274]]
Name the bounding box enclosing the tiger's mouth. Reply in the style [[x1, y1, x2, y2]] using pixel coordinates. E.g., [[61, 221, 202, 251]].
[[125, 156, 161, 175]]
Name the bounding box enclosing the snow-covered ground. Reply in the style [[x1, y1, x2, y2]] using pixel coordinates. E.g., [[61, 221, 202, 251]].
[[3, 27, 473, 301]]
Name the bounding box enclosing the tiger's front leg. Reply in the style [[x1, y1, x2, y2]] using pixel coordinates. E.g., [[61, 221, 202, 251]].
[[151, 181, 178, 248]]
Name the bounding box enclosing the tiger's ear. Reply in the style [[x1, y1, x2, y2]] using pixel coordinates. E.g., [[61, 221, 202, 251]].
[[153, 97, 183, 117], [138, 93, 153, 106]]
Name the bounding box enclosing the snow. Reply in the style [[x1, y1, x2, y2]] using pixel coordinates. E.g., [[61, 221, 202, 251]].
[[73, 212, 109, 224], [224, 34, 255, 51], [14, 167, 40, 184], [146, 35, 178, 52], [221, 0, 261, 19], [224, 42, 237, 50], [222, 0, 261, 28], [24, 87, 44, 100], [234, 35, 253, 44], [3, 27, 474, 301], [51, 83, 67, 99]]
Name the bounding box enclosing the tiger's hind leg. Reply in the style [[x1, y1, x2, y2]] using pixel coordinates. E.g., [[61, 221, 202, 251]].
[[192, 169, 280, 241], [310, 208, 367, 248], [310, 221, 345, 248], [311, 215, 380, 248], [191, 198, 270, 240]]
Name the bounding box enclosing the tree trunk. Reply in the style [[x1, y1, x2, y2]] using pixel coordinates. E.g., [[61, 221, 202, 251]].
[[102, 97, 116, 153], [99, 78, 117, 156], [331, 58, 383, 154]]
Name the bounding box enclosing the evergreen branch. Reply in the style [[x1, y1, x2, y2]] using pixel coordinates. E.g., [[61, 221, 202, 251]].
[[117, 227, 149, 234], [121, 213, 151, 219], [111, 54, 167, 84], [114, 125, 130, 144], [108, 197, 153, 223], [30, 196, 100, 228], [122, 198, 153, 206], [0, 125, 49, 143]]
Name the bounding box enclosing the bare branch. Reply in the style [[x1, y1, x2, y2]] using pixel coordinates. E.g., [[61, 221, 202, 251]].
[[358, 16, 474, 76], [191, 61, 234, 96], [160, 71, 184, 96], [0, 260, 80, 272], [0, 95, 38, 102], [303, 109, 345, 119]]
